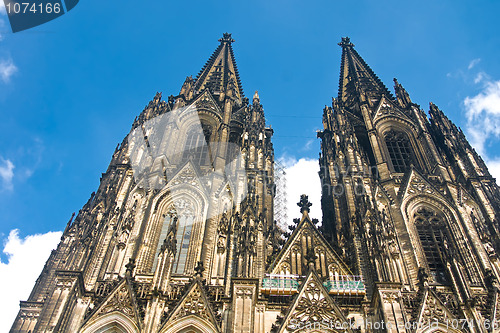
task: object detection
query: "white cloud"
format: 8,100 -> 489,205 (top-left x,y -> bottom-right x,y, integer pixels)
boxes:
484,158 -> 500,180
281,156 -> 321,223
463,71 -> 500,180
0,157 -> 14,191
0,58 -> 17,82
0,19 -> 4,41
464,80 -> 500,156
302,139 -> 314,151
0,3 -> 6,41
0,229 -> 62,332
474,71 -> 487,84
468,58 -> 481,70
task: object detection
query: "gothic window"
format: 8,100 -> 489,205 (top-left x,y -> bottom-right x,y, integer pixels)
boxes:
384,130 -> 416,173
182,124 -> 212,166
153,201 -> 195,274
414,207 -> 448,284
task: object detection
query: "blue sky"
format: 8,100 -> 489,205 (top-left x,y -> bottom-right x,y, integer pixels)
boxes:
2,0 -> 500,328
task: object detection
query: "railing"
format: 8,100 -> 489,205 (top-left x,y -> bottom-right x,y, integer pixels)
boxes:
323,276 -> 365,295
261,274 -> 300,295
261,274 -> 365,296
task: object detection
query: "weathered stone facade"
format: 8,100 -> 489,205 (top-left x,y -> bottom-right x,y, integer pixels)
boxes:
10,35 -> 500,332
317,37 -> 500,332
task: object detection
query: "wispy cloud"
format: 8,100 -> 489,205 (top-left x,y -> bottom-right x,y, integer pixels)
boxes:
464,80 -> 500,156
302,139 -> 314,151
468,58 -> 481,70
0,229 -> 62,332
461,61 -> 500,180
0,157 -> 14,191
0,58 -> 17,82
0,2 -> 6,41
474,71 -> 488,84
19,137 -> 45,180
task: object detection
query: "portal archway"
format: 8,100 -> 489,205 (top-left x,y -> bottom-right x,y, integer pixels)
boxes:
79,312 -> 139,333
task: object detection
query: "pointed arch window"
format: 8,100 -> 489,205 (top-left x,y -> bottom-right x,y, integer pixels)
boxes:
414,207 -> 448,284
384,130 -> 416,173
153,201 -> 195,274
182,124 -> 212,166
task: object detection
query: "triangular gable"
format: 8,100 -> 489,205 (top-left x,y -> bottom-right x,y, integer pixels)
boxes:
275,270 -> 354,333
160,279 -> 220,332
398,168 -> 449,205
230,106 -> 246,125
415,288 -> 456,329
83,278 -> 142,330
373,96 -> 414,125
193,89 -> 223,117
167,161 -> 208,194
268,213 -> 352,278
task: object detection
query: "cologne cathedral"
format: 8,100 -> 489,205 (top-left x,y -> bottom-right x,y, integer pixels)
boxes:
10,35 -> 500,332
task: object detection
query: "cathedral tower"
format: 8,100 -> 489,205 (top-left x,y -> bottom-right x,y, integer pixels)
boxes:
319,37 -> 500,331
11,33 -> 279,333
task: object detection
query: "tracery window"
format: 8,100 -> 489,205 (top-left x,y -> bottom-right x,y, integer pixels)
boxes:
153,200 -> 195,274
414,207 -> 448,284
384,130 -> 416,173
182,124 -> 212,166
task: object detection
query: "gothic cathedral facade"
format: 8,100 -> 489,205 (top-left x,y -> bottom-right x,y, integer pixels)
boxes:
11,35 -> 500,333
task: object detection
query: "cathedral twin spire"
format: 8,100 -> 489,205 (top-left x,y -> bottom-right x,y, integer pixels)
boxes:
193,32 -> 244,102
337,36 -> 394,104
13,32 -> 500,333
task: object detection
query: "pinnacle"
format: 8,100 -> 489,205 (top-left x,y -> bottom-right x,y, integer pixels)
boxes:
218,32 -> 235,44
193,33 -> 244,100
338,36 -> 354,48
338,37 -> 394,102
297,194 -> 312,214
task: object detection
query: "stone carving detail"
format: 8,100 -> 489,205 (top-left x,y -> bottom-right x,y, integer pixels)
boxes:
288,279 -> 342,326
408,175 -> 434,195
381,291 -> 399,304
98,284 -> 135,318
172,166 -> 198,187
171,283 -> 212,322
195,90 -> 218,113
418,291 -> 453,326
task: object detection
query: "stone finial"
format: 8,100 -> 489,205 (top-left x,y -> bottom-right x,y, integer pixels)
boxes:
253,90 -> 260,104
194,261 -> 205,278
417,267 -> 429,287
125,258 -> 136,276
485,269 -> 499,291
338,37 -> 354,48
393,78 -> 412,107
305,247 -> 317,268
297,194 -> 312,214
218,32 -> 235,44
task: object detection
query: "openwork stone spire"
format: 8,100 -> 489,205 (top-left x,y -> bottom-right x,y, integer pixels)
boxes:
337,36 -> 393,104
193,33 -> 244,101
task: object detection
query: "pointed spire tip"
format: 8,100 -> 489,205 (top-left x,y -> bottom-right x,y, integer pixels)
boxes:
219,32 -> 235,44
338,36 -> 354,48
253,90 -> 260,103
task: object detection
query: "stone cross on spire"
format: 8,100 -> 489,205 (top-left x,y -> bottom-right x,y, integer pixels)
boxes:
218,32 -> 235,44
338,36 -> 354,47
297,194 -> 312,215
